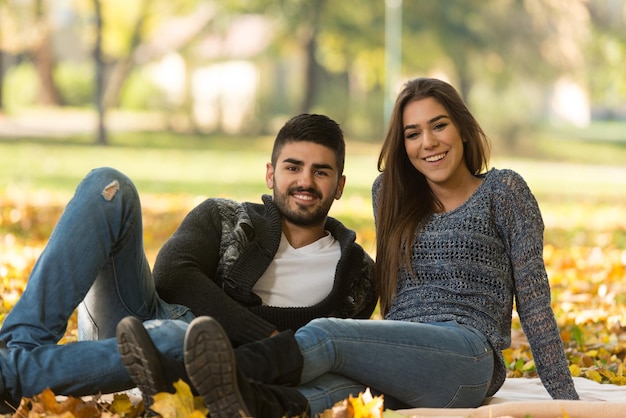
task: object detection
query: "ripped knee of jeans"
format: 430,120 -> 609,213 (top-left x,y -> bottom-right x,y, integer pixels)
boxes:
102,180 -> 120,201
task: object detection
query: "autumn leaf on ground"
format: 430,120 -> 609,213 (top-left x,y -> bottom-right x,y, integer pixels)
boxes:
15,388 -> 101,418
109,393 -> 144,418
2,191 -> 626,416
347,389 -> 383,418
11,389 -> 142,418
319,388 -> 384,418
150,380 -> 207,418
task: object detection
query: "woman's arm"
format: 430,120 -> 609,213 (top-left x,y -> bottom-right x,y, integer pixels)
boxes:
497,170 -> 579,400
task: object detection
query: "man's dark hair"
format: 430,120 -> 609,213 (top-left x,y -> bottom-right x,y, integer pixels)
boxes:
271,114 -> 345,176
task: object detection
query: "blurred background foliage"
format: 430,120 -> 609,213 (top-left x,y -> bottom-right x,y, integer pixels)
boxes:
0,0 -> 625,148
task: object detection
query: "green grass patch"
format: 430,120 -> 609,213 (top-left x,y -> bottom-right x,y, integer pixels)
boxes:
0,134 -> 380,200
1,130 -> 625,253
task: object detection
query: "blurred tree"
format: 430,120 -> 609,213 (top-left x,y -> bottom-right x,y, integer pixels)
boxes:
401,0 -> 590,147
133,3 -> 216,131
585,0 -> 626,115
0,51 -> 3,111
313,1 -> 387,134
298,0 -> 325,114
32,0 -> 63,105
100,0 -> 151,109
0,0 -> 64,106
1,0 -> 622,143
403,0 -> 589,99
223,0 -> 329,115
92,0 -> 106,144
222,0 -> 387,135
0,1 -> 7,112
73,0 -> 214,141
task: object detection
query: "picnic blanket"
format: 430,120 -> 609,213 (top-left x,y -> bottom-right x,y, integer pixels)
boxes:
394,377 -> 626,417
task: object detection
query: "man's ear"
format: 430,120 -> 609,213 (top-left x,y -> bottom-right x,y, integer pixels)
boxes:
335,175 -> 346,200
265,162 -> 275,189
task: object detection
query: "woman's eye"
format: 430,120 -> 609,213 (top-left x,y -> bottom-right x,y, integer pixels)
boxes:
433,123 -> 447,130
406,131 -> 421,140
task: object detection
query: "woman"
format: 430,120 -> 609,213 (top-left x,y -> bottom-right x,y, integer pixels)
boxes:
369,77 -> 578,402
120,78 -> 579,418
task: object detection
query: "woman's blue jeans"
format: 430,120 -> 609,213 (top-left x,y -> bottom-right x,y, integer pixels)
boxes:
0,167 -> 193,403
294,318 -> 494,414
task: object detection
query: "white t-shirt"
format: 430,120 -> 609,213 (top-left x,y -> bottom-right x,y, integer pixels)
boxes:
252,232 -> 340,307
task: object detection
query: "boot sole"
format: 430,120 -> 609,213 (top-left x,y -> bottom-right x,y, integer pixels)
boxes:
184,316 -> 250,418
116,316 -> 170,407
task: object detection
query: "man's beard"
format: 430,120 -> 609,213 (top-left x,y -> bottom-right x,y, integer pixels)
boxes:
273,187 -> 334,226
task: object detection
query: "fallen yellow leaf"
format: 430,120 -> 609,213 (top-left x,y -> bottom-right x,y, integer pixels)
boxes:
150,379 -> 208,418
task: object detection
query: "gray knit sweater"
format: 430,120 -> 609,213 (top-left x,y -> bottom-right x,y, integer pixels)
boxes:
372,168 -> 578,400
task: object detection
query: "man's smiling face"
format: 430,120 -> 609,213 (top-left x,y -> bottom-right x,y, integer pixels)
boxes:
266,141 -> 345,227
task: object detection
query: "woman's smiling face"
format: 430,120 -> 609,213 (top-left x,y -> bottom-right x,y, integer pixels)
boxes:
402,97 -> 471,189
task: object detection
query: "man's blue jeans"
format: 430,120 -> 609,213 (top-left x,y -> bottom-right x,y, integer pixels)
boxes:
294,318 -> 494,414
0,167 -> 193,403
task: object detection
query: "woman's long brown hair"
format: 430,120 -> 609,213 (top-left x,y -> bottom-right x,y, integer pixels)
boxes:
375,78 -> 491,315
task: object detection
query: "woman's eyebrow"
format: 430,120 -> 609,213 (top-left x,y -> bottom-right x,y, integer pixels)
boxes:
403,115 -> 449,131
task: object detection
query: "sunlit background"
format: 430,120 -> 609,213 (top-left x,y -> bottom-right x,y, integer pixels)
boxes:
1,1 -> 624,139
0,0 -> 626,386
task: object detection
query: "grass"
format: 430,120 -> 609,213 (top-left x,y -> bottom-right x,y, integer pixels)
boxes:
1,133 -> 625,198
0,131 -> 382,255
0,132 -> 380,199
1,122 -> 625,255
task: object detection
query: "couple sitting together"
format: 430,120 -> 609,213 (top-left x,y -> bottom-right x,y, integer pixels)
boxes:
0,78 -> 578,417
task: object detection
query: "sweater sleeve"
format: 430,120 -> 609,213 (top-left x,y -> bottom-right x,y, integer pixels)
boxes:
371,174 -> 383,228
496,170 -> 579,400
153,200 -> 278,345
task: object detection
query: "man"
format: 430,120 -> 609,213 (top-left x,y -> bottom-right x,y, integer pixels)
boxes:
148,112 -> 375,347
0,114 -> 376,412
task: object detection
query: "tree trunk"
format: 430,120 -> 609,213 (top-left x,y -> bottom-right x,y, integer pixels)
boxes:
32,0 -> 63,106
93,0 -> 107,145
298,0 -> 325,114
103,0 -> 150,109
452,56 -> 472,104
299,32 -> 317,113
0,51 -> 4,111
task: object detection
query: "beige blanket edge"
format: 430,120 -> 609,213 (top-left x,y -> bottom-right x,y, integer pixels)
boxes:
393,377 -> 626,418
